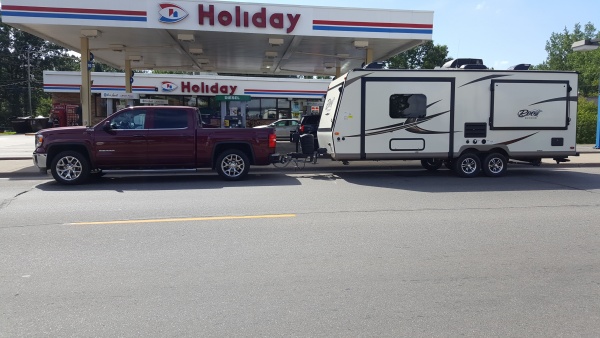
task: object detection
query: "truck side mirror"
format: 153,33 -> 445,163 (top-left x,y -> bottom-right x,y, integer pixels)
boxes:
102,121 -> 112,132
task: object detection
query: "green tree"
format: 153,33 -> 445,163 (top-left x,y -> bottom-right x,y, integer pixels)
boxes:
387,41 -> 452,69
536,22 -> 600,97
93,62 -> 121,73
0,21 -> 79,127
576,97 -> 598,144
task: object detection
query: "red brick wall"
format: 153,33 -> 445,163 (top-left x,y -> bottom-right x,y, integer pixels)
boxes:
51,93 -> 104,125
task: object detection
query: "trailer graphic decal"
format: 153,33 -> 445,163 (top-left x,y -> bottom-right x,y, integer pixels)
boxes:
345,111 -> 450,137
529,96 -> 576,106
498,132 -> 538,145
345,73 -> 372,88
459,74 -> 509,88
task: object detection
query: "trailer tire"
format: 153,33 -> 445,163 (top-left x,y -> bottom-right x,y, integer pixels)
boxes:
453,153 -> 481,178
216,149 -> 249,181
482,153 -> 507,177
50,150 -> 90,185
421,159 -> 443,171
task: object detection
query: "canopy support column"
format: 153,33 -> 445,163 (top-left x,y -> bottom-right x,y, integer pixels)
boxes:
365,48 -> 374,65
80,37 -> 92,126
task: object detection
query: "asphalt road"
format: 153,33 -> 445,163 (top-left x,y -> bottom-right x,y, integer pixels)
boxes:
1,166 -> 600,336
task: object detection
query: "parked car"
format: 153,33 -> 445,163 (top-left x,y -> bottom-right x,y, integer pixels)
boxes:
254,119 -> 299,139
294,114 -> 321,146
297,114 -> 320,137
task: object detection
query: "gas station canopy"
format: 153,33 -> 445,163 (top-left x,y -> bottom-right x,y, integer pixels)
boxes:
1,0 -> 434,76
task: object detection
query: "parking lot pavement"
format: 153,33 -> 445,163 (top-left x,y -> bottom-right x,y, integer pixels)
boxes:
0,134 -> 34,160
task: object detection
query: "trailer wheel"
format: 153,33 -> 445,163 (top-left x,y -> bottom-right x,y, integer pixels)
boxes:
216,149 -> 249,181
453,153 -> 481,178
420,159 -> 443,171
482,153 -> 507,177
50,151 -> 90,185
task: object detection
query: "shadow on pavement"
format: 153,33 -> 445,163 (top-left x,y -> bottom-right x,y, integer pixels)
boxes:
35,171 -> 301,192
6,161 -> 600,193
316,167 -> 600,193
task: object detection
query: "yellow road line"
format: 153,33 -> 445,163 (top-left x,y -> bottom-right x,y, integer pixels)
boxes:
70,214 -> 296,225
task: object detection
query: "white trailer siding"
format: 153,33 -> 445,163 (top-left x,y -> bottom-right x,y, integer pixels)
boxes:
491,81 -> 570,129
318,69 -> 578,162
363,79 -> 452,159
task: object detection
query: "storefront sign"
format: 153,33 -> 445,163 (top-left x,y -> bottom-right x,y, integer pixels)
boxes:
101,92 -> 140,99
198,5 -> 301,33
181,81 -> 237,95
215,95 -> 252,102
140,99 -> 169,105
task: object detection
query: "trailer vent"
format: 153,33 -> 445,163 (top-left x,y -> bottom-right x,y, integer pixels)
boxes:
551,138 -> 564,146
464,123 -> 487,138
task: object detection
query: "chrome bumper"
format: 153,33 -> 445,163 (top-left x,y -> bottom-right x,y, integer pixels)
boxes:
33,153 -> 47,169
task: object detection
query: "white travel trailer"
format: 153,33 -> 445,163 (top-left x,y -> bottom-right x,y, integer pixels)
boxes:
317,67 -> 579,177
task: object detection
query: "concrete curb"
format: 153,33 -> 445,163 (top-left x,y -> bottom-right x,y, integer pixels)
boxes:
0,157 -> 32,161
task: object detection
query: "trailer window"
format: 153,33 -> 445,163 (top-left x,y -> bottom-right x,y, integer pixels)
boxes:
389,94 -> 426,119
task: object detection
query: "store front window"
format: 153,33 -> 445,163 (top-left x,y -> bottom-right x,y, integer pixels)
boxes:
246,98 -> 261,120
261,98 -> 277,119
186,96 -> 219,121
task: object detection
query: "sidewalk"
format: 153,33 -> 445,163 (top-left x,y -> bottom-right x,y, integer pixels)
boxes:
1,133 -> 599,175
0,133 -> 35,160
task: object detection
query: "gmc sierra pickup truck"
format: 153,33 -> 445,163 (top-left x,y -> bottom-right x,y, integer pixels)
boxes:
33,106 -> 277,184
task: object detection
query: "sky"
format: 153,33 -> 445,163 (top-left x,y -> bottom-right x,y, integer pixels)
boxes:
224,0 -> 600,69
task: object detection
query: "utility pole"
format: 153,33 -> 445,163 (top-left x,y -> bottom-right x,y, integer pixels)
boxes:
26,46 -> 33,117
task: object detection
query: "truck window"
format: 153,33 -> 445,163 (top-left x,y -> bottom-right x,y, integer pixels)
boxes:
152,109 -> 189,129
109,110 -> 147,129
389,94 -> 427,119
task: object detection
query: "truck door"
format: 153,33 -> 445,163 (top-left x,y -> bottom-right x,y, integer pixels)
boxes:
145,108 -> 195,167
94,109 -> 148,168
363,78 -> 453,158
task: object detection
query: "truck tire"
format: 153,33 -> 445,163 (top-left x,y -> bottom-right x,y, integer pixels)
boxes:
216,149 -> 249,181
453,153 -> 481,178
50,150 -> 90,185
420,159 -> 443,171
482,152 -> 507,177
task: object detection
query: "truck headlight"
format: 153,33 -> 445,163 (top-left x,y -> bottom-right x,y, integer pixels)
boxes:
35,134 -> 43,148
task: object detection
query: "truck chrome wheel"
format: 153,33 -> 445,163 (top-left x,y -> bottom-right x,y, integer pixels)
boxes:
454,153 -> 481,178
216,149 -> 250,181
483,153 -> 507,177
50,151 -> 91,185
56,156 -> 83,181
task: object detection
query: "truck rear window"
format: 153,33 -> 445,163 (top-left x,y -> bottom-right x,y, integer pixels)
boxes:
153,109 -> 188,129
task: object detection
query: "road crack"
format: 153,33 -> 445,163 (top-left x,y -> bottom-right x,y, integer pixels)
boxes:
0,187 -> 35,212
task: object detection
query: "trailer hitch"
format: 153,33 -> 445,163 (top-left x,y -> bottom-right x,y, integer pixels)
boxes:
270,133 -> 326,170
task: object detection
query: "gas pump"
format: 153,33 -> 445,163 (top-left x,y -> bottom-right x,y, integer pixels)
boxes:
223,106 -> 243,128
216,95 -> 251,128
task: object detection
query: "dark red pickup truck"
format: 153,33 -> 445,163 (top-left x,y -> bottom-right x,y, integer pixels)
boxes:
33,106 -> 277,184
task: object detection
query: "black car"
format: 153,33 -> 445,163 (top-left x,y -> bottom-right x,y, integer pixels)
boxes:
291,114 -> 321,147
297,114 -> 320,137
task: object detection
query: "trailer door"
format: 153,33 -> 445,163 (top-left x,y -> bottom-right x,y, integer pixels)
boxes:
362,78 -> 454,159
